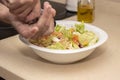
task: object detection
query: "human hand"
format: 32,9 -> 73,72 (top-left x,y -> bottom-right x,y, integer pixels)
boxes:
1,0 -> 40,22
0,2 -> 37,37
0,1 -> 56,39
30,2 -> 56,39
10,2 -> 56,39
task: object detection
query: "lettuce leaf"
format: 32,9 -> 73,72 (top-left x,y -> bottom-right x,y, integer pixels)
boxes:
47,42 -> 65,50
75,21 -> 85,34
78,31 -> 98,47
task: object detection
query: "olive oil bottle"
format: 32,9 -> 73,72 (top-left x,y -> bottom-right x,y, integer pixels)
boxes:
77,0 -> 95,23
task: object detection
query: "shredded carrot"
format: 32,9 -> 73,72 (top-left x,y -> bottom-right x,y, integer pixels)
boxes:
72,34 -> 79,45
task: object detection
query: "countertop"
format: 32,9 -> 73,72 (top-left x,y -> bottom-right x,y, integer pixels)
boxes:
0,0 -> 120,80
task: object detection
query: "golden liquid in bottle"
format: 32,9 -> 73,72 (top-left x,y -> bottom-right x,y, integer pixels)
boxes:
77,5 -> 94,23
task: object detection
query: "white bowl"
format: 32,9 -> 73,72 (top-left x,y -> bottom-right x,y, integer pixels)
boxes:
19,20 -> 108,64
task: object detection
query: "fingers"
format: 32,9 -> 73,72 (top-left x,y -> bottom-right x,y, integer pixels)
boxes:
31,2 -> 56,39
31,2 -> 52,39
11,3 -> 32,15
16,5 -> 34,21
0,0 -> 38,38
25,0 -> 41,23
11,19 -> 39,39
43,18 -> 54,36
36,2 -> 52,34
37,2 -> 51,26
0,0 -> 56,39
1,0 -> 10,7
43,8 -> 55,36
2,0 -> 24,10
3,0 -> 34,10
41,2 -> 56,36
2,0 -> 38,21
51,8 -> 56,17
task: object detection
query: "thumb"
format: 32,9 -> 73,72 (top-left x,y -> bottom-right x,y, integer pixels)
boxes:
11,19 -> 38,39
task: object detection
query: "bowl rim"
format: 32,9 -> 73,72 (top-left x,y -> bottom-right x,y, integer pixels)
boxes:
19,20 -> 108,54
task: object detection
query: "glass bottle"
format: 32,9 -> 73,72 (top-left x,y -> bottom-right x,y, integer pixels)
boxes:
77,0 -> 95,23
